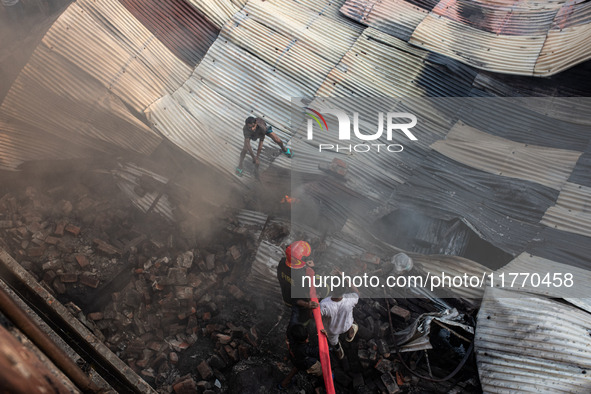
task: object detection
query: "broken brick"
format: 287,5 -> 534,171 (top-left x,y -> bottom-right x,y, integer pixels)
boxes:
205,254 -> 215,271
75,254 -> 89,268
60,273 -> 78,283
390,306 -> 410,322
65,224 -> 81,236
53,278 -> 66,294
238,345 -> 249,360
227,285 -> 244,300
224,345 -> 238,363
197,360 -> 214,380
42,270 -> 57,284
375,358 -> 394,374
45,236 -> 60,245
0,220 -> 13,228
27,246 -> 45,257
216,334 -> 232,345
88,312 -> 103,321
228,245 -> 241,261
93,239 -> 121,255
360,252 -> 380,266
173,377 -> 196,394
381,372 -> 400,394
174,286 -> 193,301
169,352 -> 179,364
54,221 -> 66,236
80,273 -> 100,288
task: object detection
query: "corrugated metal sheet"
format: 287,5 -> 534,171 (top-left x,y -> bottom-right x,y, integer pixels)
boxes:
0,40 -> 162,156
396,151 -> 558,255
339,0 -> 429,41
113,162 -> 175,221
431,121 -> 582,190
186,0 -> 242,29
145,33 -> 315,180
534,22 -> 591,76
569,152 -> 591,188
0,0 -> 212,166
527,227 -> 591,271
541,182 -> 591,238
430,0 -> 560,35
454,98 -> 591,149
117,0 -> 220,67
0,114 -> 99,170
245,240 -> 285,299
495,253 -> 590,305
412,254 -> 492,301
46,0 -> 193,111
469,78 -> 591,125
409,14 -> 545,76
403,0 -> 591,76
316,28 -> 477,97
145,93 -> 254,183
476,287 -> 591,393
221,0 -> 363,92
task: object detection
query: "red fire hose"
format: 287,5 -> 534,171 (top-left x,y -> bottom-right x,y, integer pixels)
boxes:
306,267 -> 335,394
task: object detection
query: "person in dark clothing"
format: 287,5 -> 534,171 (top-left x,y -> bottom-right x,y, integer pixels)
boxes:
236,116 -> 292,177
276,241 -> 318,327
279,324 -> 322,389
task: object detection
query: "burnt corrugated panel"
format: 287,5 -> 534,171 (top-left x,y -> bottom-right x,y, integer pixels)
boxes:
316,28 -> 477,97
431,121 -> 582,190
541,182 -> 591,238
409,14 -> 545,76
117,0 -> 220,67
455,98 -> 591,150
430,0 -> 559,36
396,152 -> 558,255
339,0 -> 429,41
527,227 -> 591,270
0,114 -> 100,170
476,288 -> 591,393
569,152 -> 591,188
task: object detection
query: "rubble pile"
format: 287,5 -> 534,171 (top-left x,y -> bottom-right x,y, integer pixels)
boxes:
0,169 -> 480,393
0,172 -> 267,393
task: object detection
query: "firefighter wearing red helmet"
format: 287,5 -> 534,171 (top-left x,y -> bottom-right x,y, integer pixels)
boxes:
276,241 -> 319,326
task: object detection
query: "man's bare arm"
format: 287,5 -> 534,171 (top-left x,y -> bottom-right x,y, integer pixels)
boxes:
244,138 -> 256,160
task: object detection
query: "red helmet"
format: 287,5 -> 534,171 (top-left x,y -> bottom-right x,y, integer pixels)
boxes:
285,241 -> 311,269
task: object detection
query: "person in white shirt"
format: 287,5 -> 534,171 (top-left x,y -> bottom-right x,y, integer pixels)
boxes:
319,283 -> 359,360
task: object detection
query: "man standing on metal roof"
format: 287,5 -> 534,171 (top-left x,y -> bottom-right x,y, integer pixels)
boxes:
236,116 -> 292,177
